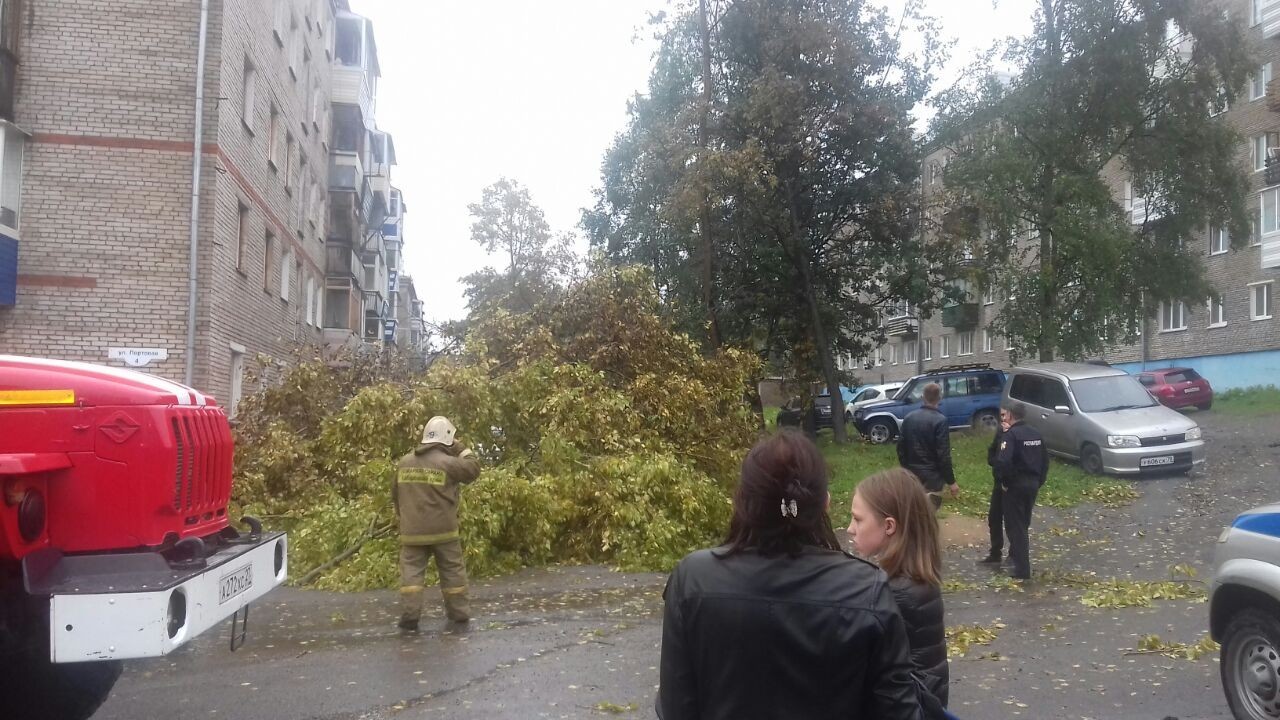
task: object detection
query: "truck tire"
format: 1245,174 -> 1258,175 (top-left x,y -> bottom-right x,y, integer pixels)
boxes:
865,419 -> 895,444
971,409 -> 999,432
0,654 -> 121,720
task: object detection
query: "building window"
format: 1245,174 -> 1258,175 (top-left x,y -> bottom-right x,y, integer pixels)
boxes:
1252,63 -> 1273,101
888,344 -> 898,365
267,104 -> 280,169
241,58 -> 257,133
284,132 -> 295,194
279,248 -> 292,302
0,125 -> 25,232
1252,281 -> 1274,320
1210,84 -> 1229,116
875,347 -> 883,366
1210,226 -> 1229,255
1208,295 -> 1226,327
983,329 -> 994,353
263,232 -> 275,293
274,0 -> 290,46
941,335 -> 951,358
958,331 -> 974,356
923,338 -> 933,361
1160,300 -> 1187,332
905,342 -> 917,364
314,285 -> 323,328
305,275 -> 315,325
982,286 -> 996,305
294,153 -> 306,212
1253,0 -> 1264,26
229,347 -> 246,418
289,14 -> 303,79
235,202 -> 249,272
1262,188 -> 1280,237
1254,134 -> 1280,173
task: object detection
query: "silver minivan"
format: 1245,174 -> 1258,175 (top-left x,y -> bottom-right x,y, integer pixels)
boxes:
1002,363 -> 1205,475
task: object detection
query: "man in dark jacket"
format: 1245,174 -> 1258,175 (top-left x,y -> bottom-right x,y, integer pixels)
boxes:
979,407 -> 1013,565
897,383 -> 960,509
993,402 -> 1050,580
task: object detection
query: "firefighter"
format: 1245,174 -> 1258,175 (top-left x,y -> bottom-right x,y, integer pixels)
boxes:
992,402 -> 1049,581
394,416 -> 481,630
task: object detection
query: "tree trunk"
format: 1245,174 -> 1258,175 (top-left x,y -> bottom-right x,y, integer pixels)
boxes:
1037,0 -> 1060,364
698,0 -> 720,349
781,180 -> 847,443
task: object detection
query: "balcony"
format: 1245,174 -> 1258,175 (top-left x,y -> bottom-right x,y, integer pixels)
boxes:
1265,0 -> 1280,39
884,316 -> 918,337
325,246 -> 361,282
328,191 -> 362,246
1129,193 -> 1164,225
941,303 -> 979,330
1267,152 -> 1280,188
333,13 -> 379,122
329,152 -> 365,193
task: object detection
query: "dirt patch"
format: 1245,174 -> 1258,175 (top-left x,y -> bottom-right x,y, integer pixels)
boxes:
940,513 -> 988,549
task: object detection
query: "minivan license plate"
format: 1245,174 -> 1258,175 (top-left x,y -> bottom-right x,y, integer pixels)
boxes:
1140,456 -> 1175,467
219,564 -> 253,605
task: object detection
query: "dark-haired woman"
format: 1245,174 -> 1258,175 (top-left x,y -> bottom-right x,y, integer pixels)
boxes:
656,430 -> 923,720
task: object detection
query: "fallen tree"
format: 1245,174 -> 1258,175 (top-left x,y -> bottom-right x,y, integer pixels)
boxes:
232,268 -> 760,590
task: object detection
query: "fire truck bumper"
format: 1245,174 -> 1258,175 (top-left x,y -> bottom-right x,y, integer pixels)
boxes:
23,532 -> 287,663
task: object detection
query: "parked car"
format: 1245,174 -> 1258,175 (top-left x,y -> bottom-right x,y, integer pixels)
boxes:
1137,367 -> 1214,411
1003,363 -> 1204,475
852,365 -> 1005,444
776,392 -> 847,434
1211,502 -> 1280,720
844,383 -> 904,423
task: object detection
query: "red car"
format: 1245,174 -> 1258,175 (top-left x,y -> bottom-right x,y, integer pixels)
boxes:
1136,367 -> 1214,411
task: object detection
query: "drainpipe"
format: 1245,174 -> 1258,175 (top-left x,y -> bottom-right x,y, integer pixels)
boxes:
183,0 -> 210,387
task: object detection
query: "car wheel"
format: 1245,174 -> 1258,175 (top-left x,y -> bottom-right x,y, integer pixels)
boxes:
972,409 -> 999,432
1221,607 -> 1280,720
866,420 -> 894,444
1081,443 -> 1104,476
1198,402 -> 1213,411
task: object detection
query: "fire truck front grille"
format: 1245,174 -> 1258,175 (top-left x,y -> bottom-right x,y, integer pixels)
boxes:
169,408 -> 233,518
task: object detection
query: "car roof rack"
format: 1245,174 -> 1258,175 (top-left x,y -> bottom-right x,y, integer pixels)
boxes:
925,363 -> 992,374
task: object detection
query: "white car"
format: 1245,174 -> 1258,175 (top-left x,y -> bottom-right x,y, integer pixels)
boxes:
844,383 -> 903,422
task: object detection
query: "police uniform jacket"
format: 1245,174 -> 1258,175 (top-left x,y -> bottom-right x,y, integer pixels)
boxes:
394,445 -> 480,545
657,546 -> 923,720
993,422 -> 1049,487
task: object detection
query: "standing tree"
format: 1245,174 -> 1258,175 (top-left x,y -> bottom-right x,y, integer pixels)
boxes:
586,0 -> 943,442
465,178 -> 578,318
933,0 -> 1254,362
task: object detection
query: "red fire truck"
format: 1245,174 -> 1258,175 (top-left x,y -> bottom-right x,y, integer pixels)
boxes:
0,355 -> 287,719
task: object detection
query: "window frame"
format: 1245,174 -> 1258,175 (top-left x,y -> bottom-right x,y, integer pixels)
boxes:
1207,295 -> 1227,328
235,202 -> 249,273
1261,187 -> 1280,239
940,335 -> 951,359
923,338 -> 933,361
1251,281 -> 1274,321
263,231 -> 275,293
1159,300 -> 1188,332
240,58 -> 257,134
982,329 -> 994,353
1251,63 -> 1273,101
905,341 -> 917,364
958,331 -> 974,356
1210,225 -> 1229,255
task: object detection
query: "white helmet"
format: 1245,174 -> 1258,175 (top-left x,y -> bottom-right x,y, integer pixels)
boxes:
420,416 -> 457,447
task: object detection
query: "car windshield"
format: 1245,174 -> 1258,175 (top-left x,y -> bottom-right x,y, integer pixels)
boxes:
813,396 -> 831,408
1071,375 -> 1159,413
898,380 -> 927,404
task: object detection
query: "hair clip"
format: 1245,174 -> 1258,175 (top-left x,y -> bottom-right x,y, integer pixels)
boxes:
780,498 -> 798,518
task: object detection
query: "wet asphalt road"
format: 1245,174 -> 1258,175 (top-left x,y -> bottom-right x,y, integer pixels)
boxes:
95,410 -> 1278,720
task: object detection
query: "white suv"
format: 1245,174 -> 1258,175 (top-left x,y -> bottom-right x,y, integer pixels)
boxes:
843,383 -> 902,423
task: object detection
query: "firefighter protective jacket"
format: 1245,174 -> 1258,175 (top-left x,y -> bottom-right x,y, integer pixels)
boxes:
393,446 -> 481,545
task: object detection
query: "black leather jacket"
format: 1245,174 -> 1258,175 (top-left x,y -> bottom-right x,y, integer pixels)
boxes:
897,407 -> 955,491
657,546 -> 923,720
889,576 -> 949,712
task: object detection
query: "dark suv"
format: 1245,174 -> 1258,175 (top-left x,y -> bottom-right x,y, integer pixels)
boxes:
852,365 -> 1006,444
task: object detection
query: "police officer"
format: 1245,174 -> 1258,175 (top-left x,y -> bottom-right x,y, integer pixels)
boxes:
993,402 -> 1049,580
394,416 -> 481,630
979,407 -> 1013,566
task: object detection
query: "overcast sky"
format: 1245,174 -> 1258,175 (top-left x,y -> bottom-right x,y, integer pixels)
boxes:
352,0 -> 1035,325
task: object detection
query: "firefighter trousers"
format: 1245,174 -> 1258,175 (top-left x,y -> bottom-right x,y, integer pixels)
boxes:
399,540 -> 470,623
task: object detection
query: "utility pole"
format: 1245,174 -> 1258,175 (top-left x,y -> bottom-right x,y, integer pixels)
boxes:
698,0 -> 720,348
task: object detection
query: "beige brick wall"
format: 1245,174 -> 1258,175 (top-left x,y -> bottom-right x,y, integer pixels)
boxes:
0,0 -> 338,405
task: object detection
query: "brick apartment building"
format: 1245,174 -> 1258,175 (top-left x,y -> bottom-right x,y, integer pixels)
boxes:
859,0 -> 1280,391
0,0 -> 423,412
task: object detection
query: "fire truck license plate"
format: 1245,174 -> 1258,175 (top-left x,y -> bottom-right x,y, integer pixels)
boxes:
219,564 -> 254,605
